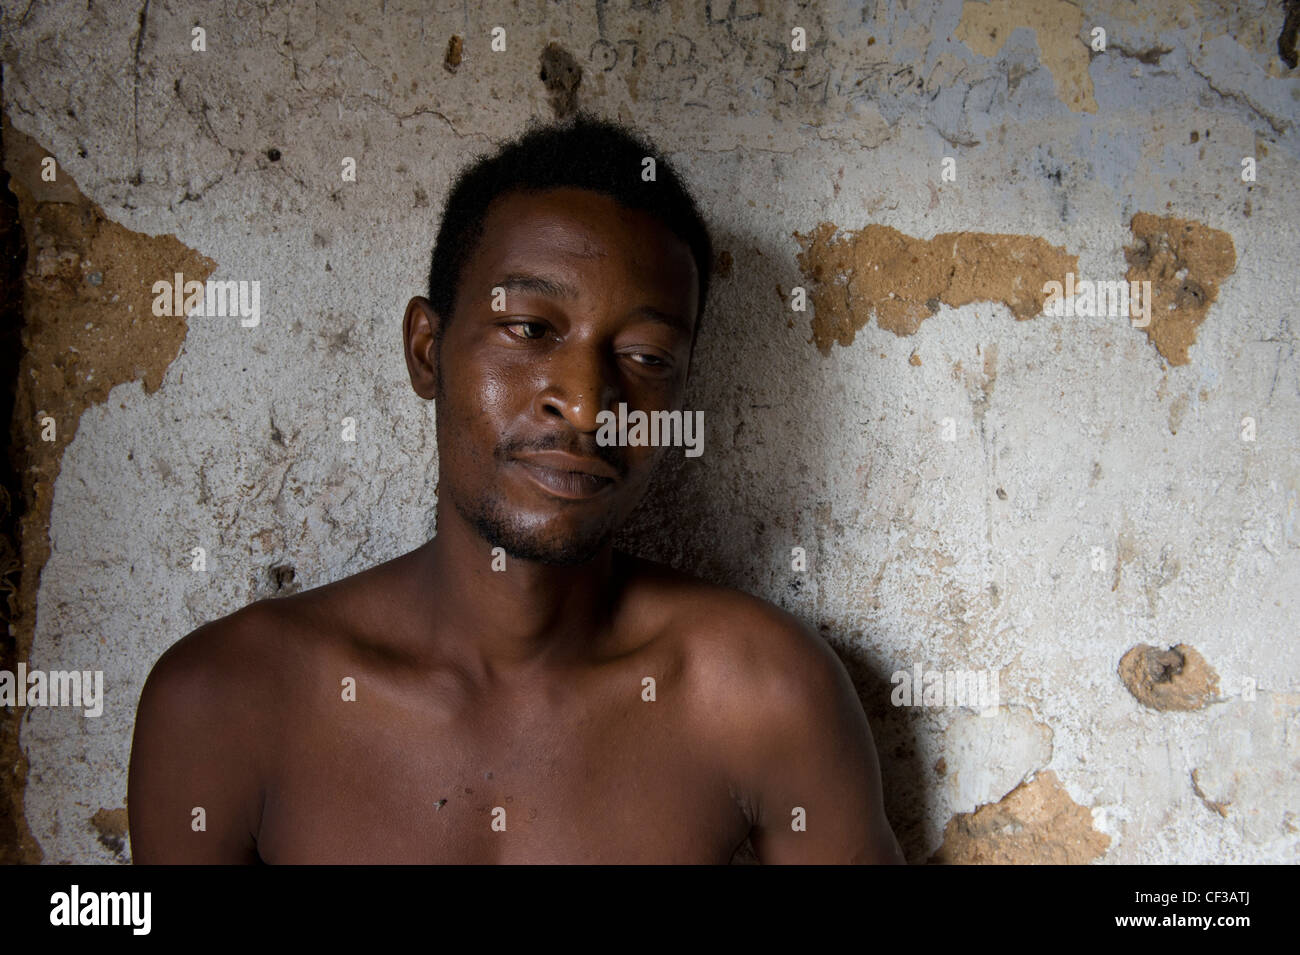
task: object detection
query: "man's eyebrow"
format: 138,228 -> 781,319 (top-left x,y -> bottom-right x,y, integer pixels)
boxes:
629,305 -> 695,336
494,272 -> 695,336
495,272 -> 580,299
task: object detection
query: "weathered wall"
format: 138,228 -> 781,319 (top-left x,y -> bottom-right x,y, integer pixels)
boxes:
2,0 -> 1297,863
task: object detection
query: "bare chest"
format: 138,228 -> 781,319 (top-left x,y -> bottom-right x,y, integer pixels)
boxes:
255,673 -> 749,863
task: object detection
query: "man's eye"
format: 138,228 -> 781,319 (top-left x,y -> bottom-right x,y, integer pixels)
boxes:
631,353 -> 667,367
504,321 -> 548,340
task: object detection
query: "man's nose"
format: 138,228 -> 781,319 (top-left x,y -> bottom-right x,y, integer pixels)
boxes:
534,342 -> 616,433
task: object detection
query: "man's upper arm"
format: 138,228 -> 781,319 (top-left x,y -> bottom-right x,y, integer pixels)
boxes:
128,615 -> 268,864
721,614 -> 904,864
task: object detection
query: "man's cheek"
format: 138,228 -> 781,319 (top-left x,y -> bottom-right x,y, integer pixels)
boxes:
618,451 -> 658,496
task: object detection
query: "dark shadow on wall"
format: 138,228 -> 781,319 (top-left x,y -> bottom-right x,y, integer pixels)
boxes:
613,225 -> 930,864
1,96 -> 36,864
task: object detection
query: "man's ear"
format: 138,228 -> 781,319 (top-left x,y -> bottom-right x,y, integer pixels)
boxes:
403,296 -> 442,399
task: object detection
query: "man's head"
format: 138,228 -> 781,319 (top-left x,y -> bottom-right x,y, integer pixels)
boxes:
404,113 -> 714,566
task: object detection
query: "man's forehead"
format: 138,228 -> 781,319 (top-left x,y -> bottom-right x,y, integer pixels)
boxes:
471,188 -> 699,301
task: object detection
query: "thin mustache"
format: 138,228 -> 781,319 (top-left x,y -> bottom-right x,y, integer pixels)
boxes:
498,433 -> 628,476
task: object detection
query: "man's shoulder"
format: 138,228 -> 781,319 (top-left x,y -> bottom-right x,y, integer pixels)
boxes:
150,545 -> 427,683
138,598 -> 304,715
140,561 -> 389,713
625,555 -> 853,722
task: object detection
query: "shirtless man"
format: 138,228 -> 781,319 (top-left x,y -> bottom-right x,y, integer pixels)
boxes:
128,113 -> 905,864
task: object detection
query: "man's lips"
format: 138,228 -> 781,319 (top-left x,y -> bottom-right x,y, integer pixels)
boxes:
512,451 -> 619,500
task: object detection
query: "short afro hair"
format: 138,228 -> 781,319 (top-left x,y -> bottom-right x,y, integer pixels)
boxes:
426,110 -> 713,341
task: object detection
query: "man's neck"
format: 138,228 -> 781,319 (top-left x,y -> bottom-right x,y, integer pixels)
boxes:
418,506 -> 625,681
